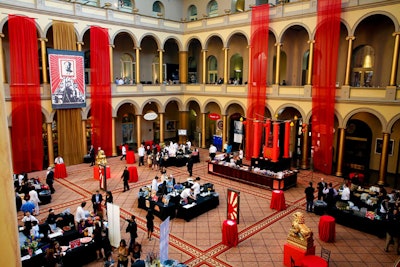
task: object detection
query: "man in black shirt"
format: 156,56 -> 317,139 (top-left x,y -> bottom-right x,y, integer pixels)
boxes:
305,182 -> 315,212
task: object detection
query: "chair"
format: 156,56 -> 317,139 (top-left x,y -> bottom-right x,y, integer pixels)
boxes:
290,256 -> 300,267
321,247 -> 331,264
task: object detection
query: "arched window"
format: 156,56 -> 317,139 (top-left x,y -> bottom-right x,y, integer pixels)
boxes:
229,53 -> 243,84
207,56 -> 218,83
152,1 -> 164,17
122,113 -> 134,144
208,1 -> 218,17
120,53 -> 135,84
351,45 -> 375,87
188,5 -> 198,21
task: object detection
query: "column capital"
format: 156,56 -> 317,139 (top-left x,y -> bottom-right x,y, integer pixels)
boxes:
0,33 -> 4,38
307,40 -> 315,44
39,37 -> 48,42
223,47 -> 230,51
392,32 -> 400,37
201,49 -> 208,53
274,42 -> 282,47
77,41 -> 84,46
109,44 -> 115,48
345,36 -> 355,41
157,49 -> 165,53
134,46 -> 141,51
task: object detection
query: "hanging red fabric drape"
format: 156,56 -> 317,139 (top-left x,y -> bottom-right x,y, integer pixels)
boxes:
246,4 -> 269,159
9,15 -> 43,173
284,121 -> 290,158
312,0 -> 341,174
90,26 -> 112,156
252,121 -> 262,158
272,122 -> 280,162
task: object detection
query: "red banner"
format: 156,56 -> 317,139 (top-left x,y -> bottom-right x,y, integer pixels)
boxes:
208,113 -> 221,120
312,0 -> 341,174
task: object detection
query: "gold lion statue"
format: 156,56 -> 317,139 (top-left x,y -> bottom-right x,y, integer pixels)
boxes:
96,148 -> 107,166
289,212 -> 312,240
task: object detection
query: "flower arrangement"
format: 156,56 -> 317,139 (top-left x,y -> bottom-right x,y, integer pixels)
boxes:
146,252 -> 160,266
21,239 -> 38,256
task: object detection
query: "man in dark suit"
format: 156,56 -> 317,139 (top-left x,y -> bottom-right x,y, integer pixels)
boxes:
91,190 -> 103,215
46,166 -> 55,194
121,166 -> 130,192
89,145 -> 95,166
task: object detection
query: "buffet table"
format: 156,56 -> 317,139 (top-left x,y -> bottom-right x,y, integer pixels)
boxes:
138,196 -> 177,221
328,208 -> 386,237
251,157 -> 291,172
163,156 -> 189,167
177,193 -> 219,222
208,162 -> 297,190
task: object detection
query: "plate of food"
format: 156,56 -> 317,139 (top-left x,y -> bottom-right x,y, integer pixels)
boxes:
80,237 -> 92,244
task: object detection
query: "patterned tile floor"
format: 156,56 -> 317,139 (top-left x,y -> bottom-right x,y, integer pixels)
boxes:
22,149 -> 399,267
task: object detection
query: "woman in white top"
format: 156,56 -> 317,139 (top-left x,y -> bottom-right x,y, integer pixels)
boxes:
54,155 -> 64,164
29,189 -> 41,215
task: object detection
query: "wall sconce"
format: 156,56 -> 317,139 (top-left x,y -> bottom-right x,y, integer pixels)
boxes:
157,12 -> 163,17
102,2 -> 112,8
133,8 -> 139,13
224,9 -> 231,14
202,14 -> 208,18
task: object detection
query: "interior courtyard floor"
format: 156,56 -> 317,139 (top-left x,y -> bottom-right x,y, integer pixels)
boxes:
21,148 -> 399,267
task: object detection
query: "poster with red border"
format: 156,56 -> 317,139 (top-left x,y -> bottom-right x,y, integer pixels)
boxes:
48,49 -> 86,109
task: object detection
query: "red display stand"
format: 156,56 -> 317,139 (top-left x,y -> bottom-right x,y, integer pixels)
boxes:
222,220 -> 239,247
128,166 -> 138,183
270,190 -> 286,211
93,166 -> 110,180
126,151 -> 135,164
318,215 -> 335,242
54,163 -> 68,178
283,243 -> 315,267
301,255 -> 328,267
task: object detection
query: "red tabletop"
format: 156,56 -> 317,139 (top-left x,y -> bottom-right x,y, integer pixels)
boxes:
270,190 -> 286,211
318,215 -> 335,242
222,220 -> 238,247
126,151 -> 136,164
93,166 -> 111,180
54,163 -> 68,178
128,166 -> 138,183
301,255 -> 328,267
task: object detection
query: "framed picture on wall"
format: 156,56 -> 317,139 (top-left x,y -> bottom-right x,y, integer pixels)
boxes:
375,138 -> 394,156
165,120 -> 176,131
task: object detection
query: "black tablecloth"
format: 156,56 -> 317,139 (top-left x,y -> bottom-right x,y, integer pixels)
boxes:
251,157 -> 291,172
163,156 -> 188,167
22,241 -> 97,267
138,196 -> 177,221
328,208 -> 386,237
177,194 -> 220,222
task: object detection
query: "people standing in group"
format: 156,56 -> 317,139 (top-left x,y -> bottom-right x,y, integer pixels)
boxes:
323,182 -> 337,210
209,144 -> 217,160
117,239 -> 129,267
305,182 -> 315,212
54,155 -> 64,165
121,166 -> 130,192
146,209 -> 154,241
91,190 -> 103,215
151,176 -> 159,193
46,166 -> 55,194
93,221 -> 105,261
28,189 -> 41,215
138,144 -> 145,166
75,201 -> 88,224
105,191 -> 113,211
89,145 -> 96,166
341,183 -> 351,202
187,155 -> 194,177
120,143 -> 127,160
384,207 -> 400,254
126,215 -> 138,249
317,178 -> 326,200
